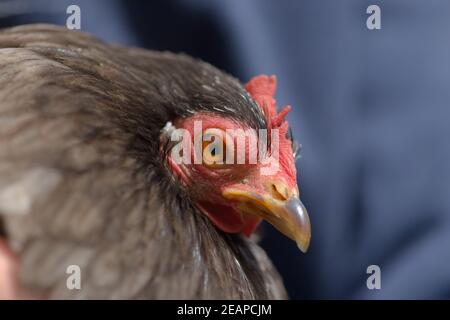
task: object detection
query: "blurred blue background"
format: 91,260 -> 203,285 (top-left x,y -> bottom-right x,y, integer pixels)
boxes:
1,0 -> 450,299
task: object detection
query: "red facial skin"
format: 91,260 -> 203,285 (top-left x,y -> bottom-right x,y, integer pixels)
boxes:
167,75 -> 298,236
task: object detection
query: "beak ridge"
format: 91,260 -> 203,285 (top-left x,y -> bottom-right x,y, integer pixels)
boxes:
223,188 -> 311,252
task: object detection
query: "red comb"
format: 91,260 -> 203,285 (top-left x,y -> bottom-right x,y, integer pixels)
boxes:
245,75 -> 291,129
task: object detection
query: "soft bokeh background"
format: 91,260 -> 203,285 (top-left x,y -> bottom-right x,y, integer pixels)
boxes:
1,0 -> 450,299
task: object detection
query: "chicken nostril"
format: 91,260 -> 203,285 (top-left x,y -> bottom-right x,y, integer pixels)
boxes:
270,183 -> 289,201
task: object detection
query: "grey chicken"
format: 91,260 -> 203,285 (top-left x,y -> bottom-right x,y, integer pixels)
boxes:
0,24 -> 310,299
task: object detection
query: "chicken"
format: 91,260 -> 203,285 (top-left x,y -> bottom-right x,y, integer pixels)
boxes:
0,24 -> 310,299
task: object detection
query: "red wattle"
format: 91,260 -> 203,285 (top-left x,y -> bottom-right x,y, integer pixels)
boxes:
198,201 -> 261,236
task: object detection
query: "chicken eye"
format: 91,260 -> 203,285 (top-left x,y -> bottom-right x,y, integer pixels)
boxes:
201,128 -> 227,167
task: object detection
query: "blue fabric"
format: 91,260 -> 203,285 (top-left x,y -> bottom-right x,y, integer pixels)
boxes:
2,0 -> 450,299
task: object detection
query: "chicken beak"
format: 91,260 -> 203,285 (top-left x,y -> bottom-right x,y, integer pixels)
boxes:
223,186 -> 311,253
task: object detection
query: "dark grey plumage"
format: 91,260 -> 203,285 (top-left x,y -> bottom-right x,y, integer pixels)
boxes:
0,24 -> 286,299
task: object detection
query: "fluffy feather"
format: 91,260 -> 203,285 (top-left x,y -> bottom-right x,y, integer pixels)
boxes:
0,24 -> 286,299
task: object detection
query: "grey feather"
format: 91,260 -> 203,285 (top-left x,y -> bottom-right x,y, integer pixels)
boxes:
0,24 -> 286,299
